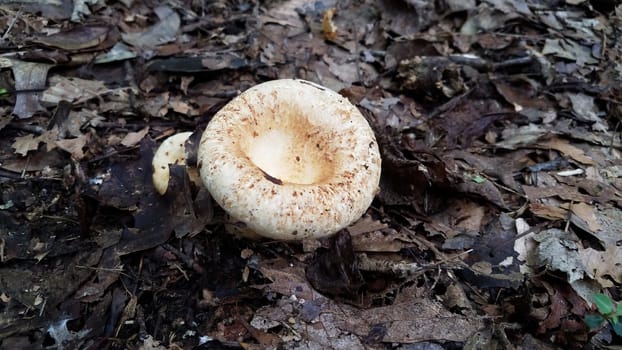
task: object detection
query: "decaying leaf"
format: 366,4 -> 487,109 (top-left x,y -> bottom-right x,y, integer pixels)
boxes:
30,25 -> 111,51
0,0 -> 73,19
55,134 -> 89,160
10,60 -> 53,119
569,202 -> 601,232
536,138 -> 595,165
322,8 -> 337,41
533,229 -> 587,283
41,76 -> 109,105
579,246 -> 622,287
11,133 -> 41,156
120,127 -> 149,147
542,38 -> 599,65
121,6 -> 180,51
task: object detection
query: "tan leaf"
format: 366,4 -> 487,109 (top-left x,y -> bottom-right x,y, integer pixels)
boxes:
529,203 -> 567,220
536,138 -> 595,165
11,60 -> 53,119
41,76 -> 108,105
56,134 -> 89,160
568,202 -> 601,232
580,246 -> 622,287
120,127 -> 149,147
31,25 -> 110,51
11,128 -> 60,157
0,114 -> 12,131
322,8 -> 338,41
40,127 -> 60,152
11,134 -> 40,156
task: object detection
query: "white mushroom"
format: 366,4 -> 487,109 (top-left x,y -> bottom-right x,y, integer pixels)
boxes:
152,132 -> 200,195
197,79 -> 381,240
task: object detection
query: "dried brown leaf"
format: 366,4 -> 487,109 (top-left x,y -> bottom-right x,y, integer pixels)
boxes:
120,127 -> 149,147
31,25 -> 111,51
322,8 -> 338,41
121,6 -> 180,50
536,138 -> 595,165
569,202 -> 601,232
580,246 -> 622,287
529,203 -> 568,220
11,134 -> 41,156
56,134 -> 89,160
41,76 -> 109,105
11,60 -> 53,119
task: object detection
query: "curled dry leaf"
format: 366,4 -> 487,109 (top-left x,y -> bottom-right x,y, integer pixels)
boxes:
322,8 -> 338,41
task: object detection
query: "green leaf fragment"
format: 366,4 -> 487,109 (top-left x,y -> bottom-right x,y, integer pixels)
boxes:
472,174 -> 485,183
594,293 -> 614,314
585,314 -> 605,329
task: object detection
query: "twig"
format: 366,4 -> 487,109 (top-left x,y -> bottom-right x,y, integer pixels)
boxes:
0,168 -> 21,179
93,121 -> 178,131
1,8 -> 21,41
162,243 -> 205,274
7,122 -> 45,135
494,221 -> 551,249
426,87 -> 474,120
564,201 -> 574,232
447,53 -> 534,72
356,249 -> 472,277
180,14 -> 248,33
199,90 -> 241,98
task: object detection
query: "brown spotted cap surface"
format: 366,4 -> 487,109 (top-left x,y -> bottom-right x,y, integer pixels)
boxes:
197,79 -> 381,240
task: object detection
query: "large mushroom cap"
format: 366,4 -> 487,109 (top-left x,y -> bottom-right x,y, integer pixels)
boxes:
198,79 -> 381,240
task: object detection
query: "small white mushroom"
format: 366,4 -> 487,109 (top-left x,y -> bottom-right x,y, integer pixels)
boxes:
197,79 -> 382,240
152,132 -> 200,195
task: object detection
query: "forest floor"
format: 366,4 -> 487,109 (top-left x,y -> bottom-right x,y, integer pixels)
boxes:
0,0 -> 621,349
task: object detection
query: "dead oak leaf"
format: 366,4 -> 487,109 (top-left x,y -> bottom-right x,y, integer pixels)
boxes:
523,184 -> 594,203
31,25 -> 110,51
40,127 -> 60,151
41,76 -> 109,105
120,127 -> 149,147
567,202 -> 602,232
0,114 -> 12,131
11,128 -> 60,156
580,246 -> 622,288
529,203 -> 567,220
56,134 -> 90,160
169,96 -> 198,115
12,134 -> 40,156
142,92 -> 170,117
537,291 -> 569,334
533,228 -> 587,283
121,6 -> 180,50
536,138 -> 595,165
331,299 -> 484,343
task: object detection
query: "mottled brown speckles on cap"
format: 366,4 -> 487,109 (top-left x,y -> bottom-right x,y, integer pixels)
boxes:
197,79 -> 381,240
